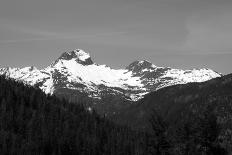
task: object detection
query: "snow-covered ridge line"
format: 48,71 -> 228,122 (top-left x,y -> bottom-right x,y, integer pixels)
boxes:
0,49 -> 222,101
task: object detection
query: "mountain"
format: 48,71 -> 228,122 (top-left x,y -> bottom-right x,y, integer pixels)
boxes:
111,73 -> 232,153
113,73 -> 232,132
0,49 -> 221,114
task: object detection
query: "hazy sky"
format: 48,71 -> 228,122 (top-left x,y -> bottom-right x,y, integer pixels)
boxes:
0,0 -> 231,74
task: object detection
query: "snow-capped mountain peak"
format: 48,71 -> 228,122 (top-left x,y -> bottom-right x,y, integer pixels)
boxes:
126,60 -> 158,73
54,49 -> 93,66
0,49 -> 222,102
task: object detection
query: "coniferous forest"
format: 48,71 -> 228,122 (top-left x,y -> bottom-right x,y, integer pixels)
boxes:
0,75 -> 230,155
0,76 -> 149,155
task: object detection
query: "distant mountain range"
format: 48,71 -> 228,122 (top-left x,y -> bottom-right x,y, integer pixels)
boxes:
0,49 -> 221,114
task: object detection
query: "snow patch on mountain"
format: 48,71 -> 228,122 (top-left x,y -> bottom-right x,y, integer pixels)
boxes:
51,58 -> 142,88
163,68 -> 220,83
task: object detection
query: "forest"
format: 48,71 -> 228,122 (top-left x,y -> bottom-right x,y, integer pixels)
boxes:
0,75 -> 229,155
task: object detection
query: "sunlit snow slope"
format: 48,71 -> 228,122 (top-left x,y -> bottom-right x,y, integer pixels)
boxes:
0,49 -> 221,101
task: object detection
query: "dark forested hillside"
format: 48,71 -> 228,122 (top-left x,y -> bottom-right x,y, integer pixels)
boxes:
113,74 -> 232,154
1,73 -> 231,155
114,74 -> 232,128
0,76 -> 150,155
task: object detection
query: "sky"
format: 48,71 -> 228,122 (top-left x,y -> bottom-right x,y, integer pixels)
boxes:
0,0 -> 231,74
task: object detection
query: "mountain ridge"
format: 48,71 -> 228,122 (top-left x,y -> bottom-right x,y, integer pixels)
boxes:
0,49 -> 221,114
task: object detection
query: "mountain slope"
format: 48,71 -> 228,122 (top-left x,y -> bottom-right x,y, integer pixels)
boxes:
110,73 -> 232,154
113,74 -> 232,136
0,75 -> 149,155
0,49 -> 221,114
